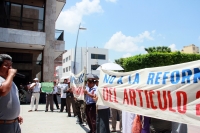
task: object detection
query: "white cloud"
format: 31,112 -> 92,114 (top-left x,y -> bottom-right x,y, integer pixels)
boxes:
106,0 -> 117,3
56,0 -> 103,33
122,53 -> 132,58
169,44 -> 177,51
198,36 -> 200,40
104,31 -> 154,52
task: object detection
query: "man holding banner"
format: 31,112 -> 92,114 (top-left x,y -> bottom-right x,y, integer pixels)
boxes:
84,74 -> 97,133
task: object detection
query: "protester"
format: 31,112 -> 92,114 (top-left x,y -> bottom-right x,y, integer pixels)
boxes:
75,98 -> 87,125
28,78 -> 41,112
84,74 -> 97,133
53,81 -> 59,109
45,82 -> 55,112
150,118 -> 172,133
0,54 -> 23,133
111,108 -> 122,132
65,80 -> 76,117
92,75 -> 110,133
171,122 -> 187,133
58,79 -> 68,112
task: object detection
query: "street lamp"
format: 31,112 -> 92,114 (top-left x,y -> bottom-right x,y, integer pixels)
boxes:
73,23 -> 86,74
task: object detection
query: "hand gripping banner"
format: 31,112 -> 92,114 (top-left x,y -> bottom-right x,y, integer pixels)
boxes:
96,60 -> 200,126
70,69 -> 86,100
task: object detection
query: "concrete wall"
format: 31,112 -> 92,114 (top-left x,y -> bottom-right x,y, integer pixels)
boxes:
43,0 -> 56,81
0,27 -> 46,45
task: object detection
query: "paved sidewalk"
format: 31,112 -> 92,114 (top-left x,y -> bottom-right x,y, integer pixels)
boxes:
20,104 -> 90,133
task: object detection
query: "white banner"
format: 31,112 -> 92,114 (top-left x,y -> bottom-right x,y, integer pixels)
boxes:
70,69 -> 86,100
97,60 -> 200,126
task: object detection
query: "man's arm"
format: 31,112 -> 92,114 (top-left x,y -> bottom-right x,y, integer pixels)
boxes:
0,69 -> 16,96
29,83 -> 36,89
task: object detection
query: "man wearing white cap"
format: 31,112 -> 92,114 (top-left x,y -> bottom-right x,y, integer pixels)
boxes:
28,78 -> 41,112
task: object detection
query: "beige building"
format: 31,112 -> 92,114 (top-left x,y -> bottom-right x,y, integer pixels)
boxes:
0,0 -> 66,87
181,44 -> 199,54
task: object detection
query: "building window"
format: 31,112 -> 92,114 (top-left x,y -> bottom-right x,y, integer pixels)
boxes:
63,59 -> 65,63
69,66 -> 71,71
91,65 -> 100,70
91,54 -> 106,60
0,0 -> 45,32
69,56 -> 71,60
66,57 -> 68,62
6,52 -> 33,63
63,68 -> 65,73
66,67 -> 68,72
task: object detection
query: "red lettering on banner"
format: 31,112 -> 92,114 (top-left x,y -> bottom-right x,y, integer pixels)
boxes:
167,91 -> 176,112
123,89 -> 129,105
136,89 -> 143,107
176,91 -> 187,114
157,91 -> 167,111
149,90 -> 157,109
129,89 -> 137,106
109,88 -> 113,102
103,87 -> 108,101
196,91 -> 200,115
113,88 -> 118,103
144,90 -> 150,108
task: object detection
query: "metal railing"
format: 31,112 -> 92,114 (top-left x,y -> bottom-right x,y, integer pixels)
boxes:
55,29 -> 64,41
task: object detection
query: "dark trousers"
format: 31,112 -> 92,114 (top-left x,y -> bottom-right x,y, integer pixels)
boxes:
86,103 -> 96,133
46,94 -> 53,111
96,108 -> 110,133
60,98 -> 67,112
75,100 -> 86,123
66,97 -> 76,116
53,94 -> 59,109
0,121 -> 21,133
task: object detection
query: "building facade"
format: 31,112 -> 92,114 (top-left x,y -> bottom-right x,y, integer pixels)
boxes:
62,47 -> 109,79
181,44 -> 199,54
0,0 -> 66,87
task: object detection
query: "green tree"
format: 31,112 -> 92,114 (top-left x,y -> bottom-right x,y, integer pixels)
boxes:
145,46 -> 171,53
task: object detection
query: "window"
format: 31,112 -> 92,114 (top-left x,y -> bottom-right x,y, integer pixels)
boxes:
63,59 -> 65,63
0,1 -> 45,31
63,68 -> 65,73
69,56 -> 71,60
66,67 -> 68,72
69,66 -> 71,71
91,54 -> 106,60
66,57 -> 68,62
6,52 -> 33,63
91,65 -> 100,70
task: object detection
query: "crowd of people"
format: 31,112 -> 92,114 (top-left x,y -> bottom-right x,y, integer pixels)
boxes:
0,53 -> 197,133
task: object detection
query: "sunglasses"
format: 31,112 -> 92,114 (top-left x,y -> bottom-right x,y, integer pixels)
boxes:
87,79 -> 95,83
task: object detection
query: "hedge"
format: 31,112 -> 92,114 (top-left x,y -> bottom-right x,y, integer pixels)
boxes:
122,52 -> 200,72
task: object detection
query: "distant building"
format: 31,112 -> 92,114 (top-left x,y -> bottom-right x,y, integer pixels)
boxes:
62,47 -> 109,79
181,44 -> 199,54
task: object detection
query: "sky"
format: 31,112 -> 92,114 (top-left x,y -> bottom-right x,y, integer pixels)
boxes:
56,0 -> 200,62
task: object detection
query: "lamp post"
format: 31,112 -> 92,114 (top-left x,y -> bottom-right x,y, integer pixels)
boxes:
73,23 -> 86,74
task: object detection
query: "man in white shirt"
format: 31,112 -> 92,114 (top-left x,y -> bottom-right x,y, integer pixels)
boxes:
92,75 -> 110,133
28,78 -> 41,112
58,79 -> 68,112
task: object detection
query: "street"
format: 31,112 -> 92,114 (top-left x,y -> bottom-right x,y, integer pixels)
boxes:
20,104 -> 90,133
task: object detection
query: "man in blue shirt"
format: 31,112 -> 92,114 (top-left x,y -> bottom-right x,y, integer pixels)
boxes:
84,74 -> 97,133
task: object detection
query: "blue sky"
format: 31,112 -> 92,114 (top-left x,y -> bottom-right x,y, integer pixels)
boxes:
56,0 -> 200,62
